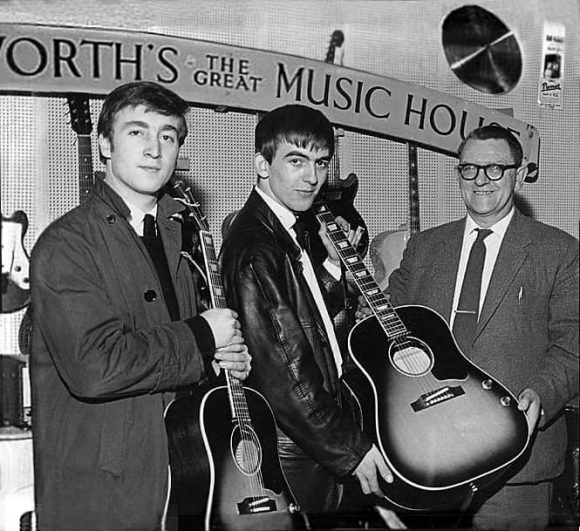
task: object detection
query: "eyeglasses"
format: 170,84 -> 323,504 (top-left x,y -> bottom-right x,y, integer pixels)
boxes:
456,163 -> 519,181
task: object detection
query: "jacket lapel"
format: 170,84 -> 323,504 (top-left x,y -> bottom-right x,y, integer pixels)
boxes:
426,221 -> 464,322
157,196 -> 182,283
475,211 -> 530,339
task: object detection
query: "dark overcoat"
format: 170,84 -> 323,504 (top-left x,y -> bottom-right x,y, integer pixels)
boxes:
31,180 -> 210,531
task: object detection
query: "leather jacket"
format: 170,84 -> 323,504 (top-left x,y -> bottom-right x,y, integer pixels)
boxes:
220,190 -> 371,477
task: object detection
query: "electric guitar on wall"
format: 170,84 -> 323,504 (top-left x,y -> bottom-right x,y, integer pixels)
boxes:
66,94 -> 100,203
370,142 -> 420,291
164,182 -> 307,531
317,28 -> 369,259
1,210 -> 30,313
314,201 -> 531,511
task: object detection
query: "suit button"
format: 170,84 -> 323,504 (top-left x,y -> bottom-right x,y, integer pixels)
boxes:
144,290 -> 157,302
106,214 -> 116,224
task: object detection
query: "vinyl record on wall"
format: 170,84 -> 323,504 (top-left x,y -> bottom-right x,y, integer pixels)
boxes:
442,5 -> 522,94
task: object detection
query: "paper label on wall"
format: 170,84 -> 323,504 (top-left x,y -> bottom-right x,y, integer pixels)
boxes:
538,21 -> 565,108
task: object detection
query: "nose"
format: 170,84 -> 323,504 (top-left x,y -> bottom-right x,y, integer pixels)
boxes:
303,162 -> 319,185
144,133 -> 161,158
474,167 -> 490,186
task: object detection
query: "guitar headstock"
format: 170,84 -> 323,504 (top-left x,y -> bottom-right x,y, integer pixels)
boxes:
325,29 -> 345,65
172,181 -> 210,232
67,94 -> 93,136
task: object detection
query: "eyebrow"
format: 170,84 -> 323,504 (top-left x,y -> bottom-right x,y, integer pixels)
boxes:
283,149 -> 330,162
121,120 -> 179,134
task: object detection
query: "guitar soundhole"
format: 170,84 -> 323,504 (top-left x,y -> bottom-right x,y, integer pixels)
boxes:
231,425 -> 262,476
390,336 -> 433,376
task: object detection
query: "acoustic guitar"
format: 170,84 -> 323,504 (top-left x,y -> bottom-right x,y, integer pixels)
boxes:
164,182 -> 307,531
370,143 -> 419,291
314,201 -> 530,511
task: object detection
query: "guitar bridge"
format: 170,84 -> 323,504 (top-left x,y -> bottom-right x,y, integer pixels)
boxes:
237,496 -> 276,515
411,385 -> 465,412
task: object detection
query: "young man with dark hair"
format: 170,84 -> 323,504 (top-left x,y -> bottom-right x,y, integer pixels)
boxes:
219,104 -> 395,525
30,81 -> 251,531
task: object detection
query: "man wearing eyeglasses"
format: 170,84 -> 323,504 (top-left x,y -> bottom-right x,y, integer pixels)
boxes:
377,125 -> 578,529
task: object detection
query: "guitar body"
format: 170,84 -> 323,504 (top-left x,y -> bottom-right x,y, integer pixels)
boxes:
370,224 -> 409,292
345,305 -> 530,510
1,211 -> 30,313
165,385 -> 303,531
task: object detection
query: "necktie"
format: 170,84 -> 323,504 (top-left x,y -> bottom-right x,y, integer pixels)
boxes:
143,214 -> 157,240
293,215 -> 310,253
452,228 -> 492,352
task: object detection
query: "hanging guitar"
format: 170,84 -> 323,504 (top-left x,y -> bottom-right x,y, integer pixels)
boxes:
66,93 -> 102,203
1,210 -> 30,313
314,202 -> 531,511
164,181 -> 307,531
316,29 -> 368,259
370,143 -> 420,291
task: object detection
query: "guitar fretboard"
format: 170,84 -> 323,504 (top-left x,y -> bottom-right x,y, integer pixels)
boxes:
314,202 -> 408,339
198,229 -> 250,422
408,142 -> 420,235
78,134 -> 95,203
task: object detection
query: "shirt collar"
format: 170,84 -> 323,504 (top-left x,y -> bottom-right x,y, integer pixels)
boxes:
465,207 -> 515,240
125,200 -> 158,236
254,185 -> 297,232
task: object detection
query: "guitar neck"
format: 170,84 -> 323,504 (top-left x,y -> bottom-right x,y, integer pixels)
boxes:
314,202 -> 407,339
408,142 -> 420,234
198,229 -> 249,418
78,134 -> 95,204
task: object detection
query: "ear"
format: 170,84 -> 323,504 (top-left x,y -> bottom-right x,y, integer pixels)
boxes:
254,152 -> 270,179
514,163 -> 527,192
98,134 -> 111,160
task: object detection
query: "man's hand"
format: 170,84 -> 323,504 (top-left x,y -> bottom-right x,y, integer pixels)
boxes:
319,215 -> 365,268
353,444 -> 393,497
201,308 -> 252,380
200,308 -> 243,348
214,344 -> 251,381
518,387 -> 543,433
355,294 -> 373,322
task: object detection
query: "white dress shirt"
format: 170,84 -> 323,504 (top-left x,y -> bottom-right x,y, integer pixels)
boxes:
125,201 -> 158,237
255,186 -> 344,377
450,208 -> 514,329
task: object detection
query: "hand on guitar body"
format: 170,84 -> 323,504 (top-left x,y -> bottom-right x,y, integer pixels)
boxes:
353,444 -> 394,497
518,388 -> 543,433
200,307 -> 252,380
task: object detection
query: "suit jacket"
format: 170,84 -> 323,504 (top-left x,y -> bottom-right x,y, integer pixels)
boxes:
387,210 -> 579,483
30,180 -> 212,531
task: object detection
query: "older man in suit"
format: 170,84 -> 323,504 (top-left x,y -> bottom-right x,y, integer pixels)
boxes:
382,125 -> 579,529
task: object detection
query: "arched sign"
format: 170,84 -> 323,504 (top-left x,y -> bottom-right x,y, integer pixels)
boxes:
0,23 -> 539,171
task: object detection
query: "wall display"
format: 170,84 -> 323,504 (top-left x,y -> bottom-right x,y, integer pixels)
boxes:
442,5 -> 522,95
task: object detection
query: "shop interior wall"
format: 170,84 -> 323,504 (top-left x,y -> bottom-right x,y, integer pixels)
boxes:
1,0 -> 579,356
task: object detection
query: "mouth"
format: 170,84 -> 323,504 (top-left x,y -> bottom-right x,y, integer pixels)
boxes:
140,166 -> 162,172
473,189 -> 493,195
